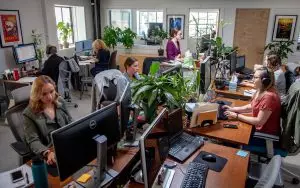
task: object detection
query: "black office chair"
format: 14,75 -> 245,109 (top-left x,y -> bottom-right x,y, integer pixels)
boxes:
3,80 -> 30,107
5,85 -> 34,165
109,50 -> 118,70
142,57 -> 167,75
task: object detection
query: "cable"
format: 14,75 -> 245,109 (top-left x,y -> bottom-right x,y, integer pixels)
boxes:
105,170 -> 114,178
177,166 -> 186,176
74,181 -> 86,188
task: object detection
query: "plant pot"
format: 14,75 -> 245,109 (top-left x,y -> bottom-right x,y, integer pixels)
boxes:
63,41 -> 69,48
158,48 -> 164,56
141,101 -> 157,122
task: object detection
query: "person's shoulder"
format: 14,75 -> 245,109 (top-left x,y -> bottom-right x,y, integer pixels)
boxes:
23,105 -> 38,119
265,89 -> 280,100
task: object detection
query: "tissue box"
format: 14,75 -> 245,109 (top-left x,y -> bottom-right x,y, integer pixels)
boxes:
229,81 -> 237,92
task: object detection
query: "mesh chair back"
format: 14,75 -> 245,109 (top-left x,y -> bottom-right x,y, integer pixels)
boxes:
3,80 -> 30,105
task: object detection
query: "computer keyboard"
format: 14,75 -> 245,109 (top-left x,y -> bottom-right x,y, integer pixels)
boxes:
180,162 -> 209,188
215,100 -> 232,120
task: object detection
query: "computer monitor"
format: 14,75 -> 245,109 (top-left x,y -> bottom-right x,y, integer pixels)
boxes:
83,39 -> 93,51
140,108 -> 169,188
75,41 -> 84,53
199,56 -> 215,94
119,82 -> 131,138
13,43 -> 37,64
161,64 -> 182,76
236,55 -> 245,73
228,51 -> 237,74
51,102 -> 120,181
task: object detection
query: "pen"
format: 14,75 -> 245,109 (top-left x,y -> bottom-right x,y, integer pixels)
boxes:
25,172 -> 29,184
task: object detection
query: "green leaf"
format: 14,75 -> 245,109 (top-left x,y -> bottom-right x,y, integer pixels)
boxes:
149,62 -> 160,75
148,89 -> 158,107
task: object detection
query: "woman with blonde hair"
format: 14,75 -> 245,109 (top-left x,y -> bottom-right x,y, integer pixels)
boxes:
23,75 -> 72,165
90,39 -> 110,77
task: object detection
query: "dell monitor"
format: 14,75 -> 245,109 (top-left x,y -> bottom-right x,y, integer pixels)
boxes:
83,39 -> 93,51
51,102 -> 120,181
13,43 -> 37,64
119,82 -> 131,138
140,108 -> 169,188
75,41 -> 84,53
236,55 -> 245,73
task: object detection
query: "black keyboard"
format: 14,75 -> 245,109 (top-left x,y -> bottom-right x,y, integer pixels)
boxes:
181,162 -> 209,188
215,100 -> 232,120
169,133 -> 204,162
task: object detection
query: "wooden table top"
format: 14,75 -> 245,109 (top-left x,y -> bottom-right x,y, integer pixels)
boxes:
212,81 -> 253,100
185,97 -> 253,145
125,142 -> 249,188
46,147 -> 139,187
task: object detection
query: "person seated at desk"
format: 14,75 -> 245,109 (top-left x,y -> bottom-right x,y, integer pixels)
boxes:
41,45 -> 64,85
224,67 -> 281,136
123,57 -> 141,82
242,54 -> 286,98
23,76 -> 73,165
166,29 -> 182,61
90,39 -> 110,77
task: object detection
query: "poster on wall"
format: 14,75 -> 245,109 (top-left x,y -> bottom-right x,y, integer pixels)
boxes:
0,10 -> 23,48
272,15 -> 297,41
167,15 -> 185,39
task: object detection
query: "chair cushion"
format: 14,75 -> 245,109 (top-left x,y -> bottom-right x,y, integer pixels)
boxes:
11,85 -> 31,105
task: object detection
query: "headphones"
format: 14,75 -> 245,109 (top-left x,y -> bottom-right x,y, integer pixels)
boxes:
260,67 -> 271,88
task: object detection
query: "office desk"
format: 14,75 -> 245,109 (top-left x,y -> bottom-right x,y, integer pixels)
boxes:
119,53 -> 158,74
125,143 -> 249,188
78,59 -> 96,78
212,81 -> 253,101
46,147 -> 139,187
185,97 -> 253,145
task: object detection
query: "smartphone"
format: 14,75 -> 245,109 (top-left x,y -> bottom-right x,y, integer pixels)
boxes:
10,170 -> 24,183
223,124 -> 238,129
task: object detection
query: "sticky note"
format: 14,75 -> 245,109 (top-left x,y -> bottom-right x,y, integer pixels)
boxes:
77,173 -> 91,183
236,150 -> 248,158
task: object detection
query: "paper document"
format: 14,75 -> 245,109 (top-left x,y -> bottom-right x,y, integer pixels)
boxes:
0,164 -> 33,188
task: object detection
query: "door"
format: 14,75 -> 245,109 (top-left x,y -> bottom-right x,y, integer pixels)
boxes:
233,9 -> 270,69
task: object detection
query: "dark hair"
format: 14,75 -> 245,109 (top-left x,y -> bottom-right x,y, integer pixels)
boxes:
256,67 -> 274,90
267,54 -> 281,69
124,57 -> 138,70
46,45 -> 57,55
170,29 -> 180,38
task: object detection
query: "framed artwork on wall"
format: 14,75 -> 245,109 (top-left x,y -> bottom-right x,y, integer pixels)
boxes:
167,15 -> 185,39
272,15 -> 297,41
0,9 -> 23,48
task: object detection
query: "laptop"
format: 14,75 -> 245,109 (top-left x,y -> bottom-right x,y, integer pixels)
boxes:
165,108 -> 204,163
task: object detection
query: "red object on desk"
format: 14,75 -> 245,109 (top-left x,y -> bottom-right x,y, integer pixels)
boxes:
13,68 -> 20,81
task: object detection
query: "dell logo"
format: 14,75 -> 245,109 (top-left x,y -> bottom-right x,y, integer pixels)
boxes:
89,120 -> 96,129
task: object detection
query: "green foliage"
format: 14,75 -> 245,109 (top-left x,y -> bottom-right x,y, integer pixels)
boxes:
120,28 -> 137,49
31,29 -> 44,62
210,36 -> 238,60
103,26 -> 122,49
152,28 -> 169,48
57,22 -> 72,43
264,41 -> 294,60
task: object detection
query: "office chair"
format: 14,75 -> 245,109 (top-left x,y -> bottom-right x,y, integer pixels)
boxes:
58,61 -> 78,107
142,57 -> 167,75
3,80 -> 30,107
109,50 -> 118,69
5,85 -> 34,165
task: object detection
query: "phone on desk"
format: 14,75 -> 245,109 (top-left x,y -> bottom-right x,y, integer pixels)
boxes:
10,170 -> 24,183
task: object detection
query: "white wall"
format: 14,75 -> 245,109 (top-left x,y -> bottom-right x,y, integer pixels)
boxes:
101,0 -> 300,62
0,0 -> 93,72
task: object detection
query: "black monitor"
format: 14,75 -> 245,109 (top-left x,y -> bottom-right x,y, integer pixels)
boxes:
228,51 -> 237,74
140,108 -> 169,188
199,56 -> 215,94
236,55 -> 245,73
161,64 -> 181,76
119,82 -> 131,138
51,102 -> 120,181
13,43 -> 37,64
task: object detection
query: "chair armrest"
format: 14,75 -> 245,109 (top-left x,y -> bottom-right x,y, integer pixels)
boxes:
10,142 -> 31,156
253,132 -> 279,142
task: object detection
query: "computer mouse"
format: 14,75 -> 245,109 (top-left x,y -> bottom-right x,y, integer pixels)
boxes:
202,154 -> 217,163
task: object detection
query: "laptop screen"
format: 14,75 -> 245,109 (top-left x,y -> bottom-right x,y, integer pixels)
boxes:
165,108 -> 183,137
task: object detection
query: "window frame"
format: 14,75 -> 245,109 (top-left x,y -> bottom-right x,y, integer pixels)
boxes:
55,5 -> 75,45
137,9 -> 164,37
188,9 -> 219,38
108,9 -> 132,29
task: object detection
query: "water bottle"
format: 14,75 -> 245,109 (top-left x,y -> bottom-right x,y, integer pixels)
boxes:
31,156 -> 48,188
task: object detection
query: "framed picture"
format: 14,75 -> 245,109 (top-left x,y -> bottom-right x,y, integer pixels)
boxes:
167,15 -> 185,39
272,15 -> 297,41
0,10 -> 23,47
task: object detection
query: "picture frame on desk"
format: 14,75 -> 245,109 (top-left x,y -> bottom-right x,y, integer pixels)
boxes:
272,15 -> 297,41
167,15 -> 185,39
0,9 -> 23,48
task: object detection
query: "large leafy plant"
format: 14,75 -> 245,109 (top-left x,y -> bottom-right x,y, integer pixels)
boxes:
57,22 -> 72,45
152,28 -> 168,49
264,41 -> 294,61
103,26 -> 121,49
120,28 -> 137,49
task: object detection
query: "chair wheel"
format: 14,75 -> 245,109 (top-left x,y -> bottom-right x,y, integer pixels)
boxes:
74,104 -> 78,108
292,178 -> 299,185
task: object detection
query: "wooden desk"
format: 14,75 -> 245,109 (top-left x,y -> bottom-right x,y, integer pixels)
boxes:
119,53 -> 158,74
126,143 -> 249,188
47,147 -> 139,187
185,97 -> 253,145
212,81 -> 253,101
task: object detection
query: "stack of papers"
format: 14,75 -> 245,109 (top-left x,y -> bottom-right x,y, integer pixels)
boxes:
244,89 -> 257,97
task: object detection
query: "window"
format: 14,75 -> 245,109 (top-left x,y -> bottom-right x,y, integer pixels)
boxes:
189,9 -> 219,38
55,5 -> 86,49
109,9 -> 131,29
137,10 -> 163,37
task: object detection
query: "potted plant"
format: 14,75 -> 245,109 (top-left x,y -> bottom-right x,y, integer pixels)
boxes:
153,28 -> 168,56
103,26 -> 121,50
57,21 -> 72,48
31,29 -> 44,70
264,40 -> 294,64
120,28 -> 137,53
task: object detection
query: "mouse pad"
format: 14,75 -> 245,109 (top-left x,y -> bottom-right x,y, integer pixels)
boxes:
192,151 -> 227,172
47,165 -> 59,177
